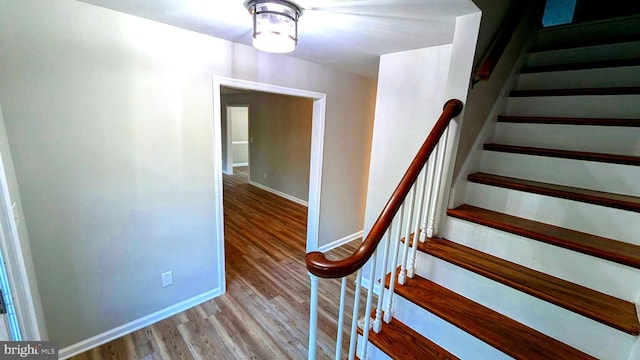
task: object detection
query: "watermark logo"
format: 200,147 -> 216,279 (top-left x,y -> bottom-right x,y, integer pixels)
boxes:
0,342 -> 57,359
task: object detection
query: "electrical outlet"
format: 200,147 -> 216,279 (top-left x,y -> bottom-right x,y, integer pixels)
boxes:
161,271 -> 173,288
263,172 -> 267,179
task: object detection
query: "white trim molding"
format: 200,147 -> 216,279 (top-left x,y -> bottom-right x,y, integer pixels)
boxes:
212,79 -> 228,295
0,105 -> 47,340
306,94 -> 326,252
317,230 -> 363,253
248,180 -> 308,207
233,162 -> 249,167
59,287 -> 222,359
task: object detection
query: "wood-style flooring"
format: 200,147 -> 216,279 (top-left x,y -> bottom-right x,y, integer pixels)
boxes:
70,167 -> 360,359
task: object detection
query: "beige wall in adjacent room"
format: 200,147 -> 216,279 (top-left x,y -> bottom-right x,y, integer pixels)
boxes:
223,92 -> 313,203
0,0 -> 376,349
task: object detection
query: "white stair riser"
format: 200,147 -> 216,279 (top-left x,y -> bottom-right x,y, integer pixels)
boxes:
518,66 -> 640,90
526,42 -> 640,67
389,291 -> 510,360
507,95 -> 640,118
480,151 -> 640,197
465,182 -> 640,245
358,335 -> 391,360
535,15 -> 640,48
442,217 -> 640,301
493,122 -> 640,156
413,253 -> 635,360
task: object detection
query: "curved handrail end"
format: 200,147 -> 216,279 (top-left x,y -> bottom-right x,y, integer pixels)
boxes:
305,99 -> 464,279
443,99 -> 464,117
306,251 -> 360,279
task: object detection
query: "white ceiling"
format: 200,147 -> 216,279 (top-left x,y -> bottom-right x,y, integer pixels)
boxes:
78,0 -> 479,78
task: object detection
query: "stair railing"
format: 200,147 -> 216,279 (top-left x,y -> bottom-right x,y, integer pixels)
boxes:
305,99 -> 463,360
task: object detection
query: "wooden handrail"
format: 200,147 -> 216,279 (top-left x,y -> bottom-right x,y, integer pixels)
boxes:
305,99 -> 463,278
473,0 -> 537,84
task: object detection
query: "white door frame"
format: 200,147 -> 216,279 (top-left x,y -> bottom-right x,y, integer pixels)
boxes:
0,105 -> 46,340
212,77 -> 326,290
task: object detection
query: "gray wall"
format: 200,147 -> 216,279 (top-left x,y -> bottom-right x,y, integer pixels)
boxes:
223,92 -> 313,202
0,0 -> 376,348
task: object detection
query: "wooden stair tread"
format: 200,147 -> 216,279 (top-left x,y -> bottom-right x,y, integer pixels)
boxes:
358,317 -> 459,360
510,87 -> 640,97
468,172 -> 640,213
521,57 -> 640,73
497,115 -> 640,127
529,34 -> 640,53
417,236 -> 639,334
483,143 -> 640,166
448,204 -> 640,270
387,273 -> 596,359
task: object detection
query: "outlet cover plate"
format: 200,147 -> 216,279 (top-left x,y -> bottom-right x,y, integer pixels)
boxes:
161,271 -> 173,287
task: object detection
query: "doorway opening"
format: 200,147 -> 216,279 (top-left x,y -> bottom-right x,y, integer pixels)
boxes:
223,105 -> 250,176
212,77 -> 327,292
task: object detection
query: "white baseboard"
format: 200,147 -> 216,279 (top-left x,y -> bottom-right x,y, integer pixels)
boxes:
59,287 -> 223,359
248,180 -> 308,207
233,162 -> 248,167
317,230 -> 363,253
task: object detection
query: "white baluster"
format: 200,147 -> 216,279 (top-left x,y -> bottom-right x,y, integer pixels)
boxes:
399,185 -> 416,285
408,167 -> 428,278
308,273 -> 319,360
427,126 -> 449,238
373,231 -> 392,333
384,203 -> 405,323
334,277 -> 348,360
359,249 -> 378,360
348,269 -> 363,360
420,146 -> 438,242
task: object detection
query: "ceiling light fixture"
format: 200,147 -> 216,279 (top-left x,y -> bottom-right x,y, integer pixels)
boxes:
245,0 -> 302,53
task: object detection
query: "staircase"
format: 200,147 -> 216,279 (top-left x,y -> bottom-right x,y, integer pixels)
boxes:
363,16 -> 640,360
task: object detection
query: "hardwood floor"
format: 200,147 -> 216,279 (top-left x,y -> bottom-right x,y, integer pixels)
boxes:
70,167 -> 360,360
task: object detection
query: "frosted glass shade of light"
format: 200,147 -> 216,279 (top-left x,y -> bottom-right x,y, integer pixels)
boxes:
251,2 -> 298,53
